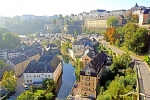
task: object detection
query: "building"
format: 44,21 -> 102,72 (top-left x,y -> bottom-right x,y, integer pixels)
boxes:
6,54 -> 29,76
23,55 -> 62,85
89,9 -> 106,17
139,9 -> 150,25
43,43 -> 61,55
84,15 -> 126,29
80,52 -> 107,98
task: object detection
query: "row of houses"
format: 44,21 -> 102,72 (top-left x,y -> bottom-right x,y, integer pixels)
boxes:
67,35 -> 108,98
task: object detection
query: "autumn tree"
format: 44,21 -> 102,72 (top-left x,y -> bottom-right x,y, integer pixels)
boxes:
107,17 -> 118,27
106,27 -> 119,44
0,71 -> 17,92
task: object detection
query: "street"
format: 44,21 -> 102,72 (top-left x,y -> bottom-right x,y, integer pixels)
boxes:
9,75 -> 24,100
107,45 -> 150,100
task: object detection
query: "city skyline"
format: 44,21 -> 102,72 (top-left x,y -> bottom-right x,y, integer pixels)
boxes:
0,0 -> 150,17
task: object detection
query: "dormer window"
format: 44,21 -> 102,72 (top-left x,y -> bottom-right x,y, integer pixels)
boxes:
85,69 -> 91,76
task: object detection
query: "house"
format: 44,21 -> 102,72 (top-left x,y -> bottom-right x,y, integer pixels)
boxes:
80,52 -> 107,98
43,43 -> 61,56
139,9 -> 150,25
6,54 -> 29,76
23,55 -> 62,85
24,49 -> 40,62
80,49 -> 95,66
84,15 -> 126,29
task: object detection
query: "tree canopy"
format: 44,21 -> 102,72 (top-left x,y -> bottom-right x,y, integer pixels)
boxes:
0,71 -> 17,92
107,17 -> 118,27
17,90 -> 34,100
124,27 -> 150,54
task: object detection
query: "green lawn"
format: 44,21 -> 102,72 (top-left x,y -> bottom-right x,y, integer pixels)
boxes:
34,88 -> 46,96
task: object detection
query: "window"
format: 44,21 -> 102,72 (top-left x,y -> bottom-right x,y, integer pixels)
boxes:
30,75 -> 31,77
39,75 -> 40,77
93,83 -> 94,86
27,80 -> 29,82
48,75 -> 50,77
45,75 -> 47,77
30,80 -> 32,82
34,75 -> 36,77
27,76 -> 28,78
82,77 -> 84,80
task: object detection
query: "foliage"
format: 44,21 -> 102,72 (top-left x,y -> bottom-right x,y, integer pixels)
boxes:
122,22 -> 138,35
107,17 -> 118,27
146,19 -> 150,24
106,27 -> 119,44
74,58 -> 83,81
131,14 -> 139,23
144,55 -> 150,66
0,27 -> 10,34
116,26 -> 124,41
45,92 -> 54,100
54,39 -> 61,47
17,90 -> 34,100
0,32 -> 21,49
0,60 -> 6,68
124,28 -> 150,54
0,71 -> 17,92
42,78 -> 56,91
61,41 -> 72,55
52,19 -> 56,25
115,39 -> 120,47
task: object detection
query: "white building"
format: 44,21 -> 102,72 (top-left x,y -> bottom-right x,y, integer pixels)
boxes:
23,55 -> 62,85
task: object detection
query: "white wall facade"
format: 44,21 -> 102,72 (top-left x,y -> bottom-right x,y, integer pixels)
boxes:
0,50 -> 7,60
23,73 -> 53,84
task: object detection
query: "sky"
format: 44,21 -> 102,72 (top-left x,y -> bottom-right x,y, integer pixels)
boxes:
0,0 -> 150,17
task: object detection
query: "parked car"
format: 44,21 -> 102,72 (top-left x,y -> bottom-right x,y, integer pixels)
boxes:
74,83 -> 78,88
68,96 -> 72,100
69,91 -> 74,97
9,91 -> 15,96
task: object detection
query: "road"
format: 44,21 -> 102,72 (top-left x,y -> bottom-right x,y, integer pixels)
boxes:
107,45 -> 150,100
9,75 -> 24,100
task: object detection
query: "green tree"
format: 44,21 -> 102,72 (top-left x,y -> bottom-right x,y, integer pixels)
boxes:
122,22 -> 138,35
107,17 -> 118,27
17,90 -> 34,100
0,71 -> 17,92
144,55 -> 150,66
52,19 -> 56,25
115,39 -> 120,47
2,32 -> 21,48
146,19 -> 150,24
64,18 -> 70,25
0,60 -> 6,68
75,58 -> 83,81
74,30 -> 77,36
124,28 -> 150,54
45,92 -> 54,100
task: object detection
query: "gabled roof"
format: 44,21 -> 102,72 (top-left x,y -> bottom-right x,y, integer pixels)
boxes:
24,49 -> 39,57
10,55 -> 28,65
24,55 -> 61,73
46,43 -> 57,49
80,51 -> 107,76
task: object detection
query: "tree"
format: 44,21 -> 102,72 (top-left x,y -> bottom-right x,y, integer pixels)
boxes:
106,27 -> 119,44
115,39 -> 120,47
17,90 -> 34,100
74,30 -> 77,36
75,58 -> 83,81
122,22 -> 138,35
146,19 -> 150,24
144,55 -> 150,66
52,19 -> 56,25
2,32 -> 21,49
107,17 -> 118,27
0,60 -> 6,68
131,14 -> 139,23
124,28 -> 150,54
0,71 -> 17,92
64,18 -> 69,25
45,92 -> 54,100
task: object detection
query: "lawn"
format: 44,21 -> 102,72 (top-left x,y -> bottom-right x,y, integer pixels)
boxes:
34,88 -> 46,96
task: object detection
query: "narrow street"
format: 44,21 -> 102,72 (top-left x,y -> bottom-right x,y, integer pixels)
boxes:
9,76 -> 24,100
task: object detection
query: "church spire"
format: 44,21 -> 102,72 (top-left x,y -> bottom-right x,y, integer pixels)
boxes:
134,3 -> 139,7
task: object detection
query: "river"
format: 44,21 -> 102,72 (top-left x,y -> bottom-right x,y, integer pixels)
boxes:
56,57 -> 76,100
